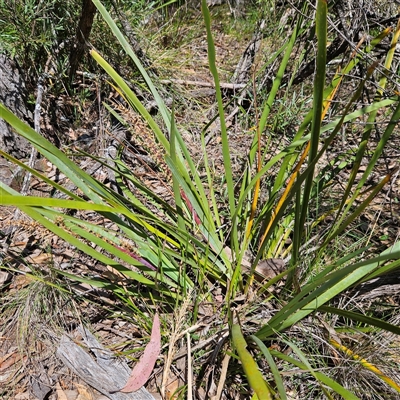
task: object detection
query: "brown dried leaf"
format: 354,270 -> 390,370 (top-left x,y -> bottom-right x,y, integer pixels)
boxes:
165,381 -> 179,399
62,390 -> 79,400
10,274 -> 33,290
29,252 -> 53,264
165,372 -> 182,400
0,352 -> 23,371
75,383 -> 93,400
56,382 -> 69,400
14,393 -> 30,399
256,258 -> 285,280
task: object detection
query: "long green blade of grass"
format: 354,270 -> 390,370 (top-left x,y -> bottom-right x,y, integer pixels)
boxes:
201,0 -> 238,263
268,349 -> 361,399
250,336 -> 287,400
91,0 -> 171,128
256,246 -> 400,339
319,305 -> 400,335
294,0 -> 327,268
283,339 -> 334,399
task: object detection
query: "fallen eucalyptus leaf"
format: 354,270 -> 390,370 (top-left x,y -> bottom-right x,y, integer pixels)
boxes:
120,314 -> 161,393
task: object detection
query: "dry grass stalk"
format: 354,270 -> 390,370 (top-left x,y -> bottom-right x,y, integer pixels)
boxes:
161,289 -> 194,398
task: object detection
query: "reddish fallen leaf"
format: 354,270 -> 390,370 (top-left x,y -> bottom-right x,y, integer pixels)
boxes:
119,313 -> 161,393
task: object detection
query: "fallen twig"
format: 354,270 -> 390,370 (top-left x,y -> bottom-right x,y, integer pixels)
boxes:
160,78 -> 247,90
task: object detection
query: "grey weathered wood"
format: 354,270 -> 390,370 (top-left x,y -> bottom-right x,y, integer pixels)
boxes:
57,327 -> 155,400
0,54 -> 32,159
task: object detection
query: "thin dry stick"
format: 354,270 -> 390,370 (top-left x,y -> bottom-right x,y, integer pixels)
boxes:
213,353 -> 230,400
12,75 -> 45,221
186,332 -> 192,400
20,53 -> 56,198
20,75 -> 44,195
159,78 -> 247,90
172,328 -> 229,361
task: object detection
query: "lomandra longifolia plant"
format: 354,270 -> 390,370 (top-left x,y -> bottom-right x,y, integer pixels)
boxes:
1,0 -> 400,397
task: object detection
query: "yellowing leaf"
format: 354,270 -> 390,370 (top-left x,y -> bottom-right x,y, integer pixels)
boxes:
232,324 -> 272,400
